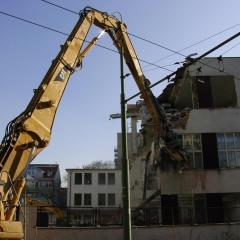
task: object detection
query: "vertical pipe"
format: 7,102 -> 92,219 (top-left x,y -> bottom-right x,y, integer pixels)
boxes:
120,47 -> 132,240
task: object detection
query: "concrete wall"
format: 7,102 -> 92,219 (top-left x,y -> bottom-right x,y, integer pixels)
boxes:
160,168 -> 240,194
32,224 -> 240,240
175,108 -> 240,133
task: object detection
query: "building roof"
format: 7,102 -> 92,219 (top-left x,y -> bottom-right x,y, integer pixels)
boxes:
66,168 -> 121,172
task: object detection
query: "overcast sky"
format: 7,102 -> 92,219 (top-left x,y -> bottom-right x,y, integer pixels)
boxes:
1,0 -> 240,179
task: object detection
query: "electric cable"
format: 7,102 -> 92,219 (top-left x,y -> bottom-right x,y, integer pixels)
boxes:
143,23 -> 240,67
0,10 -> 173,73
1,9 -> 239,89
37,0 -> 240,79
221,41 -> 240,55
39,0 -> 240,67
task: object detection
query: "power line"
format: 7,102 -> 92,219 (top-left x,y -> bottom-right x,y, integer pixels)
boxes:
39,0 -> 240,68
38,0 -> 240,80
0,10 -> 173,73
40,0 -> 79,15
39,0 -> 188,60
1,8 -> 239,89
127,32 -> 186,58
221,41 -> 240,55
143,23 -> 240,68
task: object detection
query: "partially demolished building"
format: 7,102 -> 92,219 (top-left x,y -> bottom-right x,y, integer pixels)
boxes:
118,57 -> 240,225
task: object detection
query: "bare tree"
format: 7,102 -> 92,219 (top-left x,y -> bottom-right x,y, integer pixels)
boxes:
82,160 -> 115,169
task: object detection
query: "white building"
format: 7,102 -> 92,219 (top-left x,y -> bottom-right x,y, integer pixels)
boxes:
66,168 -> 122,226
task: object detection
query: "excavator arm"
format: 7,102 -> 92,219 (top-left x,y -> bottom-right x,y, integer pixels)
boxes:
0,7 -> 182,239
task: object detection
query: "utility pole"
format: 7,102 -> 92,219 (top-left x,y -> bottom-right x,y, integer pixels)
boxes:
120,47 -> 132,240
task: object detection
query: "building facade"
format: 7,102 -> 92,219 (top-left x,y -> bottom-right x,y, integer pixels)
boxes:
122,57 -> 240,225
66,168 -> 122,226
26,164 -> 61,205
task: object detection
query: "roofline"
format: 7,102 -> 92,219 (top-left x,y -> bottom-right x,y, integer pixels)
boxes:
66,168 -> 120,171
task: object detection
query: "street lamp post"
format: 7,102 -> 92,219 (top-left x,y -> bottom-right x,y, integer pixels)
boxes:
120,47 -> 132,240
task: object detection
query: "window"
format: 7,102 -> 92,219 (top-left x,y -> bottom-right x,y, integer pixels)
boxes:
108,173 -> 115,185
74,193 -> 82,206
180,134 -> 203,168
98,193 -> 106,206
217,133 -> 240,168
75,173 -> 82,185
84,173 -> 92,185
195,76 -> 237,109
108,193 -> 115,206
202,133 -> 219,169
98,173 -> 106,185
84,193 -> 92,206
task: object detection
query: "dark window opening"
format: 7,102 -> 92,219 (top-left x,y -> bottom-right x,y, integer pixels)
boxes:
195,76 -> 237,109
161,195 -> 179,225
84,193 -> 92,206
108,173 -> 115,185
98,193 -> 106,206
206,193 -> 224,223
98,173 -> 106,185
108,193 -> 116,206
202,133 -> 219,169
84,173 -> 92,185
196,76 -> 213,108
74,193 -> 82,206
75,173 -> 82,185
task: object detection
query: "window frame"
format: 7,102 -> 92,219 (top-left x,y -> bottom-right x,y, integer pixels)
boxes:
108,193 -> 116,206
108,173 -> 115,185
84,193 -> 92,206
98,173 -> 106,185
84,173 -> 92,185
74,193 -> 82,206
180,134 -> 203,169
217,133 -> 240,168
98,193 -> 106,206
74,173 -> 82,185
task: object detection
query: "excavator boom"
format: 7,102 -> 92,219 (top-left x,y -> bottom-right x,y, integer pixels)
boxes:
0,7 -> 182,239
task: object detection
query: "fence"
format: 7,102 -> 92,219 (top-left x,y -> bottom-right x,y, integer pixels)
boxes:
36,206 -> 240,227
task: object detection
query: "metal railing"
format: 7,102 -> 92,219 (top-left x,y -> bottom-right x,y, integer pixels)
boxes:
35,206 -> 240,227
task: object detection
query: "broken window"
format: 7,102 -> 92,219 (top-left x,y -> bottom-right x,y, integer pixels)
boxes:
202,133 -> 219,169
206,193 -> 224,223
180,134 -> 203,168
217,133 -> 240,168
161,195 -> 179,225
196,76 -> 213,108
195,76 -> 237,109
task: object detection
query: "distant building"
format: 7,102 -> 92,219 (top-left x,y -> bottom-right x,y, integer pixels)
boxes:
26,164 -> 61,206
66,168 -> 122,226
111,104 -> 141,169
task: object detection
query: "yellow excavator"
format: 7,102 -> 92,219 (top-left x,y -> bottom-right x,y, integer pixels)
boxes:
0,7 -> 184,239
